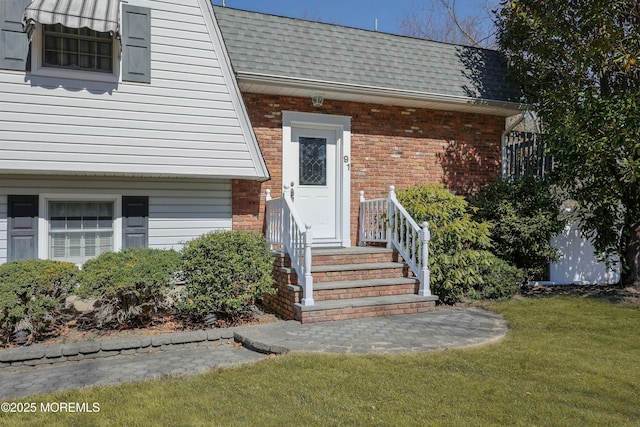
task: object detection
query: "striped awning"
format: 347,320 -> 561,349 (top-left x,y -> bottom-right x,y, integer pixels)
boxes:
23,0 -> 120,37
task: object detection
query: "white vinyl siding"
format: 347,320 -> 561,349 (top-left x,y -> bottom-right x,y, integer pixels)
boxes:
0,0 -> 267,179
0,195 -> 7,262
0,176 -> 232,264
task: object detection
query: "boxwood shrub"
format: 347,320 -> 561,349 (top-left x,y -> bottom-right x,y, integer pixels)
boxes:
180,230 -> 275,320
75,248 -> 182,328
0,259 -> 78,342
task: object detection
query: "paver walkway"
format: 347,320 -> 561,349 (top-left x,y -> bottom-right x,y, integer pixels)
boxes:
0,307 -> 507,400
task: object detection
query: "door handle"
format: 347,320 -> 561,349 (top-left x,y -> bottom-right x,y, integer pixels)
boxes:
290,182 -> 295,201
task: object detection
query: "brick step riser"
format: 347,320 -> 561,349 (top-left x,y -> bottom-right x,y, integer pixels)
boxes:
314,283 -> 418,302
297,301 -> 437,323
272,253 -> 405,268
313,267 -> 409,283
312,253 -> 401,266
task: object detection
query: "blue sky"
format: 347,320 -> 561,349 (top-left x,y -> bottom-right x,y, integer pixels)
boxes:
211,1 -> 490,36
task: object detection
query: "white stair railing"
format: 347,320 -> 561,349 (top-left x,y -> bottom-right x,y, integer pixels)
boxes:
265,185 -> 314,306
359,185 -> 431,296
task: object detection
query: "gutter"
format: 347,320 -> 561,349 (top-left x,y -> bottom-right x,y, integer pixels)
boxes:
237,71 -> 524,115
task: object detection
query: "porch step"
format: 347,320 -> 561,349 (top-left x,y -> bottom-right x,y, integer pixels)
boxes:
266,247 -> 438,324
311,262 -> 408,283
313,278 -> 419,302
311,247 -> 399,266
294,294 -> 438,324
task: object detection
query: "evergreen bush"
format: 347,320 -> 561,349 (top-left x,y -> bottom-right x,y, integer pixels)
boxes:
0,259 -> 78,341
76,248 -> 182,328
179,231 -> 275,320
396,184 -> 523,303
471,177 -> 566,280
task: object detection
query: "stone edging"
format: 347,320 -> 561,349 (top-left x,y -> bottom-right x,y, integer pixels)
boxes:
233,332 -> 289,356
0,329 -> 240,369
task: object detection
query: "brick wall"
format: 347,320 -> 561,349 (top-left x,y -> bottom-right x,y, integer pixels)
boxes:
233,93 -> 506,244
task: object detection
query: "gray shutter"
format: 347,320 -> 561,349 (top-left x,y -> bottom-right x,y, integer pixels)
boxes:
0,0 -> 29,71
122,5 -> 151,83
7,195 -> 38,261
122,196 -> 148,248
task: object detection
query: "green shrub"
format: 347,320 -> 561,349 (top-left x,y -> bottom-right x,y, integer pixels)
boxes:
76,248 -> 182,328
471,177 -> 566,280
396,184 -> 523,303
0,259 -> 78,341
470,254 -> 525,300
180,231 -> 275,320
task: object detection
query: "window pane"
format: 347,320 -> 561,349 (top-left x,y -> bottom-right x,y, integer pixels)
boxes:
63,38 -> 78,51
42,25 -> 113,73
78,39 -> 91,54
98,42 -> 111,56
44,50 -> 60,66
48,200 -> 114,263
299,137 -> 327,186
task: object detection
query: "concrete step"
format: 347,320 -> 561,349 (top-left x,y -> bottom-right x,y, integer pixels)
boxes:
294,294 -> 438,323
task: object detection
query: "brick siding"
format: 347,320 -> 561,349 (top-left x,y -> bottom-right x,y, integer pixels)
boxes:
233,93 -> 505,243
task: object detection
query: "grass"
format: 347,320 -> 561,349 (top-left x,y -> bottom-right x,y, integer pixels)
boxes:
1,296 -> 639,426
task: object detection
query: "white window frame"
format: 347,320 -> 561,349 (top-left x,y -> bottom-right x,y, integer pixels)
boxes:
29,23 -> 121,83
38,194 -> 122,264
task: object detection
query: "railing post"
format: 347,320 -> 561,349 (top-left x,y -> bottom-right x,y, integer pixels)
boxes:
301,223 -> 314,306
283,184 -> 291,252
264,189 -> 272,249
418,221 -> 431,296
386,185 -> 396,249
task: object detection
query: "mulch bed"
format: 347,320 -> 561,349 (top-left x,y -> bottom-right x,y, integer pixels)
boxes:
1,305 -> 279,349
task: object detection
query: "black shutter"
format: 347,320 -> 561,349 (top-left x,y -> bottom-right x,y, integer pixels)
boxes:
7,195 -> 38,261
0,0 -> 29,71
122,196 -> 148,248
122,5 -> 151,83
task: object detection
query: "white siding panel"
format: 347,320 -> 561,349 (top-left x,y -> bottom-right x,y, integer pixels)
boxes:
148,189 -> 232,250
0,91 -> 236,118
0,0 -> 267,180
0,132 -> 248,151
0,177 -> 232,262
0,123 -> 246,143
0,195 -> 6,264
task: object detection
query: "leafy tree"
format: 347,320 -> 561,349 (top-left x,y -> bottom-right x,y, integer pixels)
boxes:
496,1 -> 640,287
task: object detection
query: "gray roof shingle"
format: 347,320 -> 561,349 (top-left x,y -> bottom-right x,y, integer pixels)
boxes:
213,6 -> 520,104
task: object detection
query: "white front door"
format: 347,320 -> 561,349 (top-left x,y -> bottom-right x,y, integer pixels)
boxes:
284,127 -> 340,246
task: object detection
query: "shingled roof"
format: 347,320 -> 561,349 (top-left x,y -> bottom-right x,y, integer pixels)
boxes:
213,6 -> 521,115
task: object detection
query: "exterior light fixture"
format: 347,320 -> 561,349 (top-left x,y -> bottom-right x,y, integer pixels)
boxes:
311,93 -> 324,107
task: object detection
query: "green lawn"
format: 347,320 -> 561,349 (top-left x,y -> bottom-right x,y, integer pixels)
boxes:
2,296 -> 639,426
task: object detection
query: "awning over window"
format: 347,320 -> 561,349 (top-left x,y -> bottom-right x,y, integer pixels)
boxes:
23,0 -> 120,38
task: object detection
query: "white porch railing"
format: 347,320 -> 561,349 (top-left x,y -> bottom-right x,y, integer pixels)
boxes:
265,185 -> 314,306
359,185 -> 431,296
